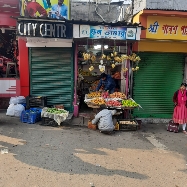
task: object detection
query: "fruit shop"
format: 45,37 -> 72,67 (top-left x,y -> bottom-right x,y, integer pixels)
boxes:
73,21 -> 143,117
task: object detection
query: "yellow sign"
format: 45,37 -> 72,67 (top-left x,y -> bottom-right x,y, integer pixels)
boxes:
146,16 -> 187,40
19,0 -> 70,20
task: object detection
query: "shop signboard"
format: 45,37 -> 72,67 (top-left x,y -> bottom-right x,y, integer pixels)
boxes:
17,20 -> 73,38
19,0 -> 70,20
79,25 -> 137,40
147,16 -> 187,40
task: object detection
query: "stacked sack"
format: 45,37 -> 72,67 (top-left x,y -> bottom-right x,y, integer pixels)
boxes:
6,96 -> 26,117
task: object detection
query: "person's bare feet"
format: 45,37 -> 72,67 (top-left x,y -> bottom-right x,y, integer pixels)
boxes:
183,131 -> 187,134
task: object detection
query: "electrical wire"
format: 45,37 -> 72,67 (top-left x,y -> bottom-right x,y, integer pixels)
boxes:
94,3 -> 107,22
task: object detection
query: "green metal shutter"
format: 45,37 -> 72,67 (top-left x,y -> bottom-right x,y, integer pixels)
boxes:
29,47 -> 74,112
133,52 -> 184,118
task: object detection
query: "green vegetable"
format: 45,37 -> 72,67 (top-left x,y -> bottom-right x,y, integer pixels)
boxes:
46,108 -> 68,114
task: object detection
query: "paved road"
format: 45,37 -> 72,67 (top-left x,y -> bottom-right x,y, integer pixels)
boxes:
0,112 -> 187,187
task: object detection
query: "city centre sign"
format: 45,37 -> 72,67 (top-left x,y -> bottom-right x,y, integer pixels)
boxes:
17,20 -> 73,39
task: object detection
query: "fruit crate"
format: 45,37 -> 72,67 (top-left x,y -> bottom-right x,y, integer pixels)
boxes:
20,110 -> 30,123
41,117 -> 58,126
27,108 -> 42,124
115,119 -> 139,131
20,108 -> 42,124
26,96 -> 47,109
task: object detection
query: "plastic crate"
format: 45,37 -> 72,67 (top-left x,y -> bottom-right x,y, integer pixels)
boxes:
41,117 -> 58,126
27,108 -> 42,124
20,110 -> 30,123
26,96 -> 47,109
20,108 -> 42,124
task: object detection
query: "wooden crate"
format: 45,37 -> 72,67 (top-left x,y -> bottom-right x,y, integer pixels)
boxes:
115,119 -> 138,131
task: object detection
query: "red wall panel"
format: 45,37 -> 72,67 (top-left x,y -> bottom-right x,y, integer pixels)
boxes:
0,14 -> 17,27
18,39 -> 29,97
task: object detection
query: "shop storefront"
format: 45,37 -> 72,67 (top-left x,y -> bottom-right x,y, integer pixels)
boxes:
17,18 -> 74,112
16,18 -> 143,116
132,11 -> 187,119
0,1 -> 20,108
72,21 -> 143,116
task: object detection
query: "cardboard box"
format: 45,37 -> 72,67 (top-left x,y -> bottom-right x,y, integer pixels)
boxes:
88,121 -> 97,130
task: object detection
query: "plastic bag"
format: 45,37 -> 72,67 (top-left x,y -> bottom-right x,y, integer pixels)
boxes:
14,104 -> 25,117
9,97 -> 18,105
6,104 -> 15,116
17,96 -> 26,104
9,96 -> 26,105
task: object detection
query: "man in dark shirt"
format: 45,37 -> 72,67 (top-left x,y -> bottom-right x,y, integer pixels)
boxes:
96,73 -> 116,94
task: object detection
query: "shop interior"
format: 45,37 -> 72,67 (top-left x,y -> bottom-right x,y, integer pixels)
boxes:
76,39 -> 131,113
0,29 -> 19,78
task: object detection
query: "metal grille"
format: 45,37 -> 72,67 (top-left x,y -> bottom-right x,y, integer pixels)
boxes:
133,52 -> 184,118
29,47 -> 74,112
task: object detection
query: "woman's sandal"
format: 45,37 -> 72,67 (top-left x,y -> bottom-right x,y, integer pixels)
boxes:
183,131 -> 187,135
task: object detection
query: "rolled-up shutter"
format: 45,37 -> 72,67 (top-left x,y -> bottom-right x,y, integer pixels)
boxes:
29,47 -> 74,112
133,52 -> 184,118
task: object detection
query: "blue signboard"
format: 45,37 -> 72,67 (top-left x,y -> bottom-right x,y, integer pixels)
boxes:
79,25 -> 137,40
90,26 -> 127,39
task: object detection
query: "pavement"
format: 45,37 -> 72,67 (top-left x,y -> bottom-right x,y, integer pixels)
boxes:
0,110 -> 187,187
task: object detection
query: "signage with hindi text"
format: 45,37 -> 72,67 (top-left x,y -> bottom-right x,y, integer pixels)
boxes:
79,25 -> 137,40
147,16 -> 187,40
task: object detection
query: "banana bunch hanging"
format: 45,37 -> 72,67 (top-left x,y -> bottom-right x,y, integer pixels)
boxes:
111,64 -> 116,68
114,56 -> 122,62
110,51 -> 117,57
89,66 -> 94,71
107,55 -> 111,61
132,66 -> 140,71
121,55 -> 129,61
83,53 -> 91,60
100,67 -> 105,73
91,55 -> 96,62
122,68 -> 128,72
101,54 -> 106,59
128,53 -> 141,62
99,65 -> 105,73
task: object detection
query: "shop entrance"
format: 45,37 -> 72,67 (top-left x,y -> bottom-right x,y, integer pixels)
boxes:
77,44 -> 123,113
29,47 -> 74,112
133,52 -> 185,118
0,30 -> 18,78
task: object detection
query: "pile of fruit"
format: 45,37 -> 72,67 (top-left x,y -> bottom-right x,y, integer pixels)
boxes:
101,91 -> 109,99
106,100 -> 121,107
87,92 -> 101,98
121,100 -> 139,108
110,92 -> 127,99
91,98 -> 105,105
46,108 -> 68,114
